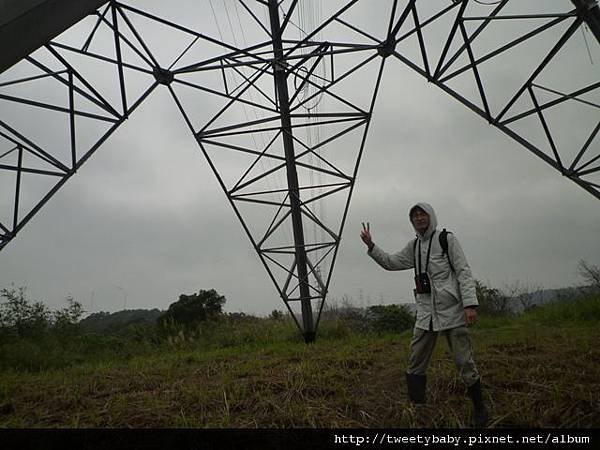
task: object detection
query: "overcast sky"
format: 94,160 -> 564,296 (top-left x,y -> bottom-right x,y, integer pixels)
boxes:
1,0 -> 599,318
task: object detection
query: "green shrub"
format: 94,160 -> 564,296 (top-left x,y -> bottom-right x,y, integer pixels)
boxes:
158,289 -> 226,332
0,287 -> 84,341
0,286 -> 51,339
365,304 -> 415,333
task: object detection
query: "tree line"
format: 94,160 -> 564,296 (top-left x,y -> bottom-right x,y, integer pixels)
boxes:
1,259 -> 598,343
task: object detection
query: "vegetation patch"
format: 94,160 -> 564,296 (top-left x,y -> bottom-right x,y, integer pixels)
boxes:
1,284 -> 599,427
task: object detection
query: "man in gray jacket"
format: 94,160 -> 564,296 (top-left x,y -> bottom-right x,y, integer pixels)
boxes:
360,202 -> 488,427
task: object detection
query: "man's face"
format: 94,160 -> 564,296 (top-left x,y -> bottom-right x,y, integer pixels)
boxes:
411,208 -> 430,235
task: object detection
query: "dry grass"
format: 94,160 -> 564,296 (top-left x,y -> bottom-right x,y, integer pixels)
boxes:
1,320 -> 599,428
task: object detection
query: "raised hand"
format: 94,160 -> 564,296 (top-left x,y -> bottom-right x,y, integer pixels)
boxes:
360,222 -> 373,248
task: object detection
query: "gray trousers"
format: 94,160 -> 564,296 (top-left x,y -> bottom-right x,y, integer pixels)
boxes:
406,325 -> 480,387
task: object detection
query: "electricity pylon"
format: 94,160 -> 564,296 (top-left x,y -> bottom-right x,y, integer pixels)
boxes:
0,0 -> 598,341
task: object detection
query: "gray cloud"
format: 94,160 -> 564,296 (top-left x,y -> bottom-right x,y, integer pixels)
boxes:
1,0 -> 598,317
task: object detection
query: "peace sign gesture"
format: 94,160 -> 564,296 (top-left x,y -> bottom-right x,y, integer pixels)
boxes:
360,222 -> 373,248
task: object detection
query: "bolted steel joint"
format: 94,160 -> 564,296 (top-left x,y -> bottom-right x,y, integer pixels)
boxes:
377,37 -> 397,58
572,0 -> 600,44
153,67 -> 174,85
272,59 -> 289,75
572,0 -> 598,9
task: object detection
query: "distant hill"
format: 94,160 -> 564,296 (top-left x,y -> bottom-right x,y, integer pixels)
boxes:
506,285 -> 589,313
527,286 -> 589,304
398,285 -> 591,314
80,309 -> 163,333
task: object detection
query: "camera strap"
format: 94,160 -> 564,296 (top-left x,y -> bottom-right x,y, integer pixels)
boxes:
414,230 -> 435,275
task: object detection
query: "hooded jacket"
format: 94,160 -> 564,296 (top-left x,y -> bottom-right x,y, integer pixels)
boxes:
368,202 -> 478,331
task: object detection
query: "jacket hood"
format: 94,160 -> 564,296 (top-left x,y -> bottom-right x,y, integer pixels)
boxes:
409,202 -> 438,240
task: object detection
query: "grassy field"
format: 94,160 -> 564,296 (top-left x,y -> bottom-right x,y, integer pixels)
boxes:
0,297 -> 599,428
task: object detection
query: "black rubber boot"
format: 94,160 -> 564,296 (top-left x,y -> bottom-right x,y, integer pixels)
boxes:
406,372 -> 426,404
467,379 -> 489,428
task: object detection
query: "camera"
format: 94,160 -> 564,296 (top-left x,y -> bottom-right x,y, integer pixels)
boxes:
414,272 -> 431,294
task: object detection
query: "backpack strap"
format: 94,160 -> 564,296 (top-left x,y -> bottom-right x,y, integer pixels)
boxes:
413,237 -> 418,276
439,228 -> 455,272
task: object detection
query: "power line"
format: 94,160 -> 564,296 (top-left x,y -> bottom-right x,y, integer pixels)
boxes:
582,24 -> 595,65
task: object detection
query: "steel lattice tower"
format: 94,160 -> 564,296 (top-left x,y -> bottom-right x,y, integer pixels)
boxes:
1,0 -> 599,341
